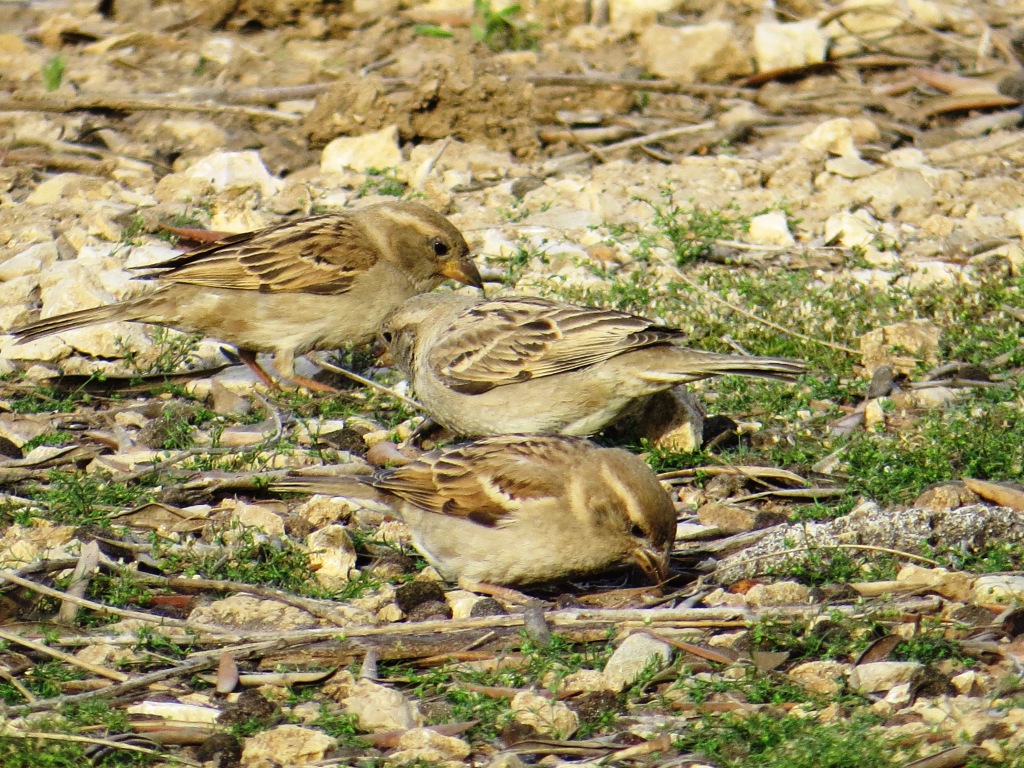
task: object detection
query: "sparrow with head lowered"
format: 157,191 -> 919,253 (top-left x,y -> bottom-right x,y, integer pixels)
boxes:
379,293 -> 807,436
272,435 -> 677,587
12,201 -> 481,391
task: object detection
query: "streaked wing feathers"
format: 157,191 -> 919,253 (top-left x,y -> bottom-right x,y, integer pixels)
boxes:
138,214 -> 376,294
428,297 -> 682,393
369,436 -> 591,527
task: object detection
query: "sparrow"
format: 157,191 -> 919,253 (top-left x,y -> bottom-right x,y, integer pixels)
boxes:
379,294 -> 808,436
12,201 -> 482,392
272,435 -> 677,586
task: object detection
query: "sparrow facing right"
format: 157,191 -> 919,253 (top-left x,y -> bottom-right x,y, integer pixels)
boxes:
380,293 -> 808,436
12,201 -> 481,391
272,435 -> 677,586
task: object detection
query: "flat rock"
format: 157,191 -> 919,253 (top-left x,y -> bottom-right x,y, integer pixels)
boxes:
848,661 -> 923,693
602,633 -> 674,691
753,20 -> 827,72
510,691 -> 579,738
322,125 -> 402,174
639,22 -> 752,83
788,660 -> 851,694
327,672 -> 424,732
307,524 -> 357,589
241,725 -> 335,768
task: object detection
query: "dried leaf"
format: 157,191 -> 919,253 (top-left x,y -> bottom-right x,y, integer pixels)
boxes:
216,652 -> 239,694
962,478 -> 1024,511
751,651 -> 790,672
855,634 -> 902,665
58,539 -> 101,623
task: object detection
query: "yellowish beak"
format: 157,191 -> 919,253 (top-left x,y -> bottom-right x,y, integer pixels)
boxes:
633,545 -> 669,585
439,258 -> 484,289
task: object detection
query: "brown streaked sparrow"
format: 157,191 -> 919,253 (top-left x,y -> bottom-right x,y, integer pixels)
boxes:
379,293 -> 807,436
13,201 -> 481,392
272,435 -> 677,586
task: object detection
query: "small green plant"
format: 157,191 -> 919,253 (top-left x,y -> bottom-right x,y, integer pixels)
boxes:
767,546 -> 900,586
648,195 -> 748,266
520,631 -> 616,690
355,168 -> 406,198
675,711 -> 896,768
84,571 -> 152,611
41,55 -> 65,91
413,23 -> 455,38
309,709 -> 369,747
749,614 -> 875,663
159,527 -> 323,596
471,0 -> 539,51
893,621 -> 971,665
9,378 -> 100,415
22,660 -> 85,699
117,327 -> 203,377
31,470 -> 154,525
120,215 -> 145,245
21,431 -> 73,452
499,245 -> 540,286
133,625 -> 193,658
682,667 -> 813,707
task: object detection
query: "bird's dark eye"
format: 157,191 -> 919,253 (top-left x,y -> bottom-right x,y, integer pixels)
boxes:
433,238 -> 450,257
630,524 -> 645,539
381,331 -> 394,345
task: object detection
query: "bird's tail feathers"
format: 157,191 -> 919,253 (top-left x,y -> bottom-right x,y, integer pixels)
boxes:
269,475 -> 390,509
644,349 -> 808,384
12,303 -> 141,343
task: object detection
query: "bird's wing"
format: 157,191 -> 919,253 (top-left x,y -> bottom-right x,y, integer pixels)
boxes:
369,436 -> 592,527
426,297 -> 682,393
138,214 -> 376,295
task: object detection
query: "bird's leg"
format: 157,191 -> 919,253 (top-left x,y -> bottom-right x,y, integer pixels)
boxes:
234,348 -> 281,390
456,577 -> 532,605
288,373 -> 341,394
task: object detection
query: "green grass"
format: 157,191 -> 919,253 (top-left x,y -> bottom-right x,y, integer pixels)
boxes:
563,197 -> 1024,521
471,0 -> 539,51
157,527 -> 323,596
676,711 -> 896,768
22,431 -> 73,452
0,705 -> 151,767
29,471 -> 156,526
383,631 -> 618,740
681,668 -> 816,707
355,168 -> 406,198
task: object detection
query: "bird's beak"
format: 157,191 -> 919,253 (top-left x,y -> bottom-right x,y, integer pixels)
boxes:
439,257 -> 484,290
372,340 -> 394,366
633,545 -> 669,585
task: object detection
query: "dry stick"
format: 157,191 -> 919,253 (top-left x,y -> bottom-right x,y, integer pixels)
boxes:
10,655 -> 219,714
730,487 -> 847,503
125,569 -> 352,627
129,600 -> 946,646
0,667 -> 36,702
415,135 -> 453,187
658,465 -> 807,483
0,94 -> 299,122
175,82 -> 336,105
667,268 -> 860,355
930,132 -> 1024,166
525,73 -> 752,98
315,359 -> 424,411
9,733 -> 199,767
538,121 -> 718,174
0,570 -> 233,636
0,627 -> 128,683
114,405 -> 285,484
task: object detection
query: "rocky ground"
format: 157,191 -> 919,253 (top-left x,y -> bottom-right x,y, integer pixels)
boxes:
2,1 -> 1024,767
